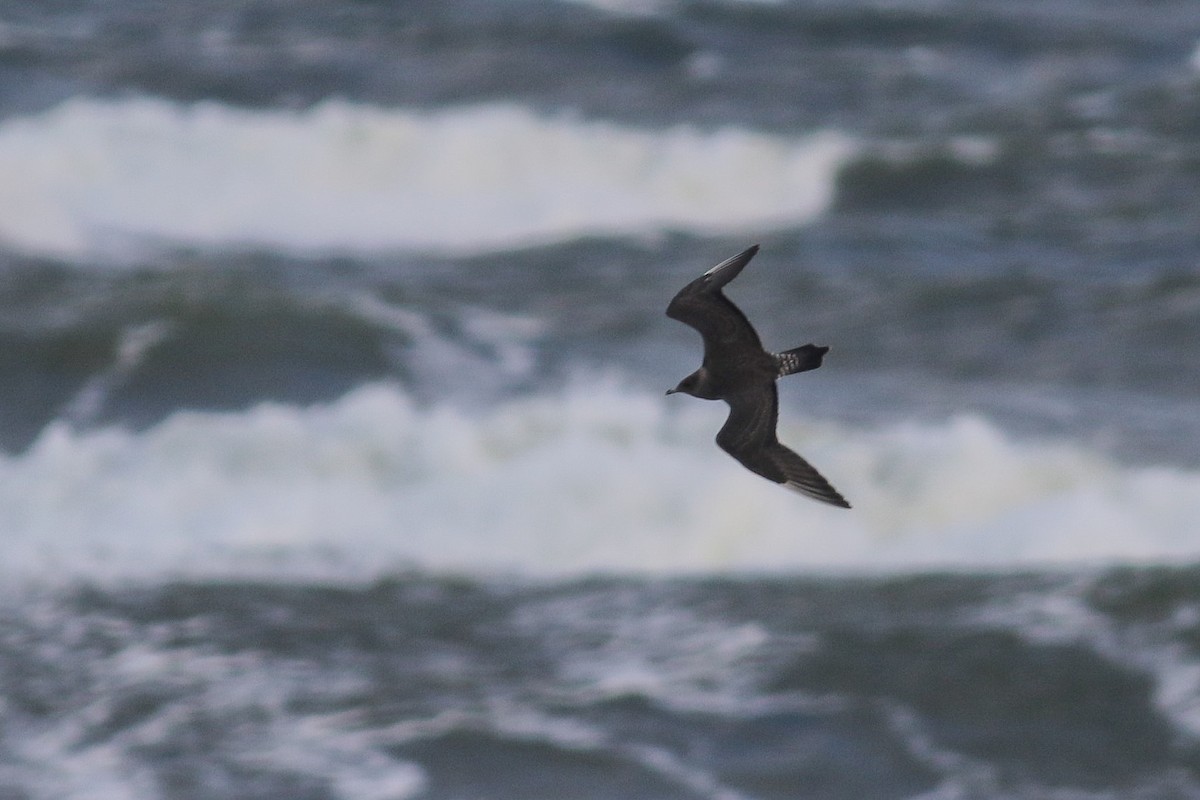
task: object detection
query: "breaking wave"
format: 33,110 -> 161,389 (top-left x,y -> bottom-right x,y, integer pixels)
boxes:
2,381 -> 1197,587
0,96 -> 853,260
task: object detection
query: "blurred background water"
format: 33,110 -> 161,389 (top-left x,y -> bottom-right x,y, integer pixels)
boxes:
1,1 -> 1200,797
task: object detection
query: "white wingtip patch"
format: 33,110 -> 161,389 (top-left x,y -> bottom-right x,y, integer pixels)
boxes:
702,244 -> 759,280
702,255 -> 737,277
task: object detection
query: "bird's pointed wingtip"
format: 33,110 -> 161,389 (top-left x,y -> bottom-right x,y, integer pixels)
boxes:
819,489 -> 853,510
786,481 -> 852,509
736,243 -> 761,261
700,244 -> 761,284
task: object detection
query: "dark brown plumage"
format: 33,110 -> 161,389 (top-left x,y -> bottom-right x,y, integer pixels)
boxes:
666,245 -> 850,508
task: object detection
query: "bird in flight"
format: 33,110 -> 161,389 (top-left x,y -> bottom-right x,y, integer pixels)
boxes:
666,245 -> 850,508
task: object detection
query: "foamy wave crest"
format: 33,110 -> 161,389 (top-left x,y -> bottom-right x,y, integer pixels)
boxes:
0,96 -> 853,260
2,382 -> 1197,586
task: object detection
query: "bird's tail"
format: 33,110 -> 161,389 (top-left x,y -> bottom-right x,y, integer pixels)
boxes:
773,344 -> 829,378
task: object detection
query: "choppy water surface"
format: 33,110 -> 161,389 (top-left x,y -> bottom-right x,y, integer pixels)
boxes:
2,1 -> 1200,797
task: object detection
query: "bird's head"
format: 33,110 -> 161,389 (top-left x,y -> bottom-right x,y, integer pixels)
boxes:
666,368 -> 716,399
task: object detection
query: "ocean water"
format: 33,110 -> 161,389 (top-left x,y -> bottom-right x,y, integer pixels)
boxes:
2,1 -> 1200,797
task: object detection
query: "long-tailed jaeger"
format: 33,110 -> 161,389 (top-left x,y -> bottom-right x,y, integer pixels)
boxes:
666,245 -> 851,508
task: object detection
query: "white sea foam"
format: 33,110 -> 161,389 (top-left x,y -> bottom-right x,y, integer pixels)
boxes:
0,96 -> 853,260
1,382 -> 1197,587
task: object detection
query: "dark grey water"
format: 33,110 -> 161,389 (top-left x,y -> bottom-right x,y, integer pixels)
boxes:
2,1 -> 1200,797
7,569 -> 1200,799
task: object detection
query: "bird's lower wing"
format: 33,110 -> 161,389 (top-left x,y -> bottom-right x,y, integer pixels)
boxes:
716,387 -> 851,508
764,441 -> 851,508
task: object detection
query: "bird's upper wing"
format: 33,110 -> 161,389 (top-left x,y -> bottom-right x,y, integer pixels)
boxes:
666,245 -> 764,359
716,384 -> 851,508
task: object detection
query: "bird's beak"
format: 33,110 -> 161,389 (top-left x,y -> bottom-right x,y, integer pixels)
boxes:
665,388 -> 677,395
